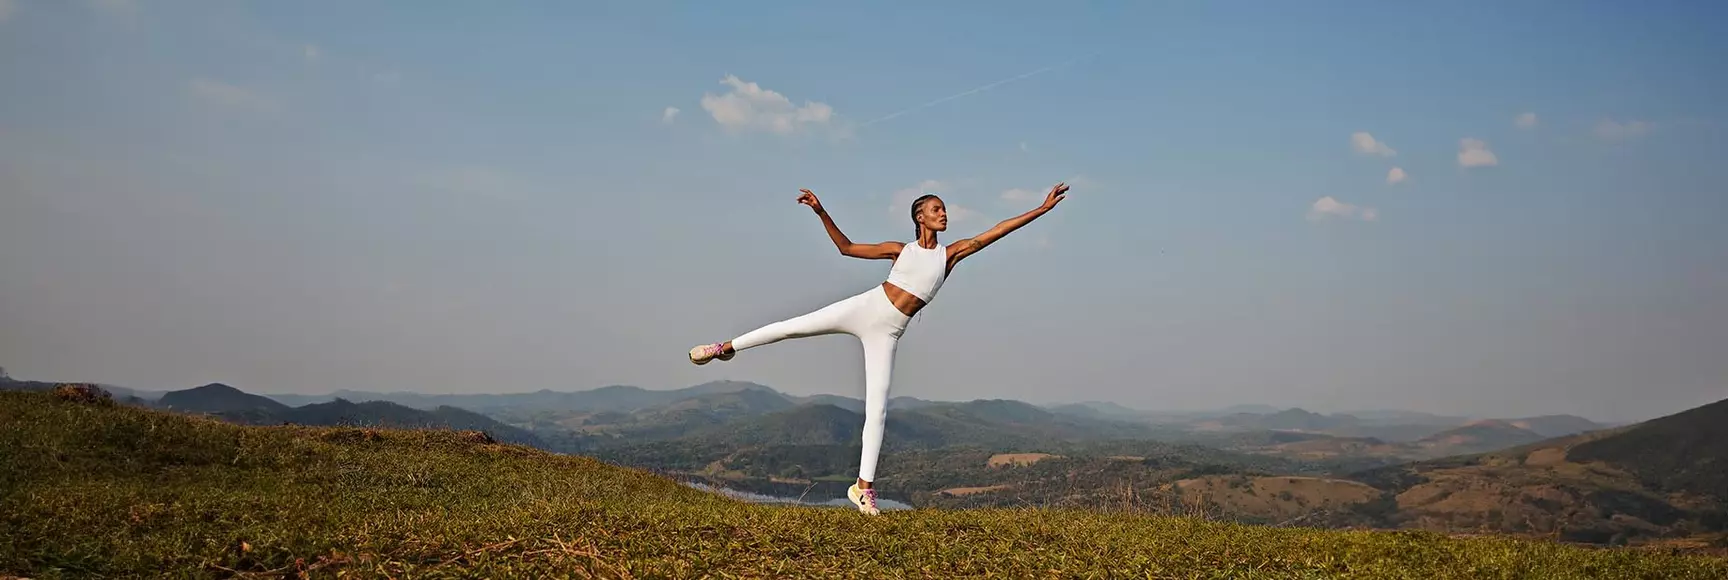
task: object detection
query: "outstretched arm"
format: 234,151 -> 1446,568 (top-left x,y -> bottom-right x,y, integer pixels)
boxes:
798,189 -> 902,260
948,182 -> 1068,265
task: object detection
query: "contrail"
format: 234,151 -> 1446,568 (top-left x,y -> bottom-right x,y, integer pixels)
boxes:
856,54 -> 1094,128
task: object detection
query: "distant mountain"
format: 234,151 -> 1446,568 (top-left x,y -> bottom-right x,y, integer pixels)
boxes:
1505,415 -> 1608,438
1342,409 -> 1473,426
1212,408 -> 1363,432
1045,400 -> 1148,420
660,398 -> 1167,452
262,380 -> 792,413
790,394 -> 864,413
1412,419 -> 1547,456
783,394 -> 940,413
158,383 -> 291,415
1219,404 -> 1282,415
216,398 -> 543,448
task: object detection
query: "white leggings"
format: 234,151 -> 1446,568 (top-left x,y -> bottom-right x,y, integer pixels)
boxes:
730,284 -> 912,482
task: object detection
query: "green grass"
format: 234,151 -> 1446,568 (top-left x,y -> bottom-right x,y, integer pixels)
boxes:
2,391 -> 1724,579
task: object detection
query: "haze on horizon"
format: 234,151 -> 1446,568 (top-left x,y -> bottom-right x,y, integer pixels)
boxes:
2,1 -> 1725,425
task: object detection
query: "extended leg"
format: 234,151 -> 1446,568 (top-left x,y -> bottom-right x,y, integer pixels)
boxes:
690,294 -> 861,364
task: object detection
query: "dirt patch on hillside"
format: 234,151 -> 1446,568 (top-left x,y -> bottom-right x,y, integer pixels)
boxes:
940,485 -> 1014,497
987,453 -> 1060,468
1524,447 -> 1567,466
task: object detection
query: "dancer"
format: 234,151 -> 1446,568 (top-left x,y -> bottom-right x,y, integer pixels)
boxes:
687,182 -> 1070,515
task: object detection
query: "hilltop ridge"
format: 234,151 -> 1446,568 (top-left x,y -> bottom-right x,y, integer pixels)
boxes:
3,387 -> 1723,578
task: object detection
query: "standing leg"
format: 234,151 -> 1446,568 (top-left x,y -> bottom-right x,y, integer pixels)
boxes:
846,330 -> 900,516
690,293 -> 863,364
854,332 -> 899,484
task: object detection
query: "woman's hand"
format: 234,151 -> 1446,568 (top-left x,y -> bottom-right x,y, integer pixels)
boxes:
797,189 -> 826,214
1040,182 -> 1069,211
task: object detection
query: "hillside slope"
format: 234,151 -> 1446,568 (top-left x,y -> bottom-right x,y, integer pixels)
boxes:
4,388 -> 1725,578
1345,398 -> 1728,545
1566,397 -> 1728,501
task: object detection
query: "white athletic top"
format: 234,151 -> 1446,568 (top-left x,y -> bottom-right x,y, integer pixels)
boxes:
884,241 -> 948,303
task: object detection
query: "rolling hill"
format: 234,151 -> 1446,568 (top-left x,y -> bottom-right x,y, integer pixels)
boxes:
1411,419 -> 1549,456
4,386 -> 1723,577
157,382 -> 292,414
1565,397 -> 1728,502
213,398 -> 546,449
1508,414 -> 1612,438
1145,396 -> 1728,548
1345,397 -> 1728,545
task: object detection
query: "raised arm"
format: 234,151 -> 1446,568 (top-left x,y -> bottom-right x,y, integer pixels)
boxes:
948,182 -> 1068,265
798,189 -> 903,260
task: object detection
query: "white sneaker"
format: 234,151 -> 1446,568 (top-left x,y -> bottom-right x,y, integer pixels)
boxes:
688,343 -> 734,365
847,483 -> 881,516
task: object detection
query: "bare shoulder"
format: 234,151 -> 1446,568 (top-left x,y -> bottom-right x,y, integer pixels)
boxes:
861,240 -> 905,261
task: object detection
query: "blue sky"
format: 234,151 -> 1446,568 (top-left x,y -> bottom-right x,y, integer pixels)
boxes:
2,0 -> 1725,422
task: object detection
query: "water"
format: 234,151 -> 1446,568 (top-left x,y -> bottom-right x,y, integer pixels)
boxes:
682,481 -> 914,511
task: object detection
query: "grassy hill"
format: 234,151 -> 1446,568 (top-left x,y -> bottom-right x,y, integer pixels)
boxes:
4,388 -> 1724,578
1342,398 -> 1728,546
1565,397 -> 1728,502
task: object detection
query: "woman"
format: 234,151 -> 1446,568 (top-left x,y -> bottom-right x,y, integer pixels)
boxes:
687,182 -> 1070,515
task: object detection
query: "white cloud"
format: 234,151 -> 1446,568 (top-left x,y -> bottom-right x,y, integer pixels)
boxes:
1514,112 -> 1538,129
1350,132 -> 1396,157
700,75 -> 836,135
186,78 -> 280,113
1387,167 -> 1407,184
1457,138 -> 1498,167
0,0 -> 17,23
1594,118 -> 1651,142
661,107 -> 680,125
303,44 -> 322,62
1307,196 -> 1378,222
1000,188 -> 1037,203
1003,178 -> 1090,205
1019,142 -> 1030,153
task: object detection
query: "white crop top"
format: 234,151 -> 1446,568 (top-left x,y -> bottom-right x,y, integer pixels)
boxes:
884,241 -> 949,303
